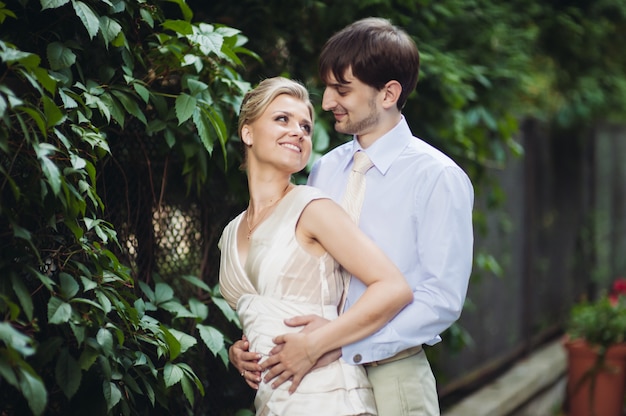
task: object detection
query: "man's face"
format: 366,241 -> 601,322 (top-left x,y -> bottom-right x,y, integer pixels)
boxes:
321,67 -> 380,138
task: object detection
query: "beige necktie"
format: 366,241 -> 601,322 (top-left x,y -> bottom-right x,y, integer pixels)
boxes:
341,151 -> 374,223
338,151 -> 374,313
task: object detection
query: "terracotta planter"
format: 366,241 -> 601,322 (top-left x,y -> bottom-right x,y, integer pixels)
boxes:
563,336 -> 626,416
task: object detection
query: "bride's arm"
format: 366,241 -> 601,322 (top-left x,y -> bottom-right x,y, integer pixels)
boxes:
261,199 -> 413,392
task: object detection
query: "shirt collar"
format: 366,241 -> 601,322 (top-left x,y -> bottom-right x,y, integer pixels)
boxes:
345,116 -> 412,175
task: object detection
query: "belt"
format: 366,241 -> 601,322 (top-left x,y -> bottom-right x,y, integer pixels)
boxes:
365,346 -> 423,367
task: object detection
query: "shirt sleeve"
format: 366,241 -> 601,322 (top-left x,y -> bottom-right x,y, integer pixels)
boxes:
402,165 -> 474,345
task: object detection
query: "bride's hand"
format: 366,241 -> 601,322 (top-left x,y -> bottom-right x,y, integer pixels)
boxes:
229,335 -> 262,389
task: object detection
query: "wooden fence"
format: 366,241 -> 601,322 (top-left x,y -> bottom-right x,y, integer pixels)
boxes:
436,119 -> 626,406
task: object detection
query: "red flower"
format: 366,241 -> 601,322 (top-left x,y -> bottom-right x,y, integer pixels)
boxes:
611,277 -> 626,296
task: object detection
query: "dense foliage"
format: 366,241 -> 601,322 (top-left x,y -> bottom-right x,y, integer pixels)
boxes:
2,0 -> 626,414
0,0 -> 252,414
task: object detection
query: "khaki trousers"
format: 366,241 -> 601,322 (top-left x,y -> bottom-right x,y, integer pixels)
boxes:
365,350 -> 440,416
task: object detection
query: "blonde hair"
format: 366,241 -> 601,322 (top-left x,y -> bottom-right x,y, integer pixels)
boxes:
238,77 -> 314,139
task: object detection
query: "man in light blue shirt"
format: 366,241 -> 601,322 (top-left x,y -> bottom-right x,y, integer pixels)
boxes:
231,17 -> 474,415
308,115 -> 473,367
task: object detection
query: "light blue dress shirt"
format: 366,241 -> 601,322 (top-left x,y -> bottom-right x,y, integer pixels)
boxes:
308,117 -> 474,365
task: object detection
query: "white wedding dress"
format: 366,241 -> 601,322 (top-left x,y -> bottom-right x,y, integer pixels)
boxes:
219,185 -> 376,416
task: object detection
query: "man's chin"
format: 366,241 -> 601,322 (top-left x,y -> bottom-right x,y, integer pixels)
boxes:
333,122 -> 352,135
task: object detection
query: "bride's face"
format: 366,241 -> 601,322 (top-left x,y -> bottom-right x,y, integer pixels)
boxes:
242,94 -> 313,174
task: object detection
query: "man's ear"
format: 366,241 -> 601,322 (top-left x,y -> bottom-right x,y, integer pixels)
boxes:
381,80 -> 402,110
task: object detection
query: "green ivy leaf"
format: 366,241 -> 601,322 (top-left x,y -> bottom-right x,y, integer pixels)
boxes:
181,274 -> 211,291
69,321 -> 85,346
18,105 -> 47,137
160,301 -> 196,319
98,355 -> 112,381
165,0 -> 193,21
0,94 -> 6,118
40,0 -> 70,11
1,295 -> 20,321
175,93 -> 197,125
132,82 -> 150,103
98,16 -> 122,46
11,273 -> 34,321
0,322 -> 34,356
121,373 -> 141,395
197,324 -> 225,357
204,105 -> 228,158
79,275 -> 97,292
138,281 -> 155,303
111,30 -> 126,48
154,282 -> 174,305
0,355 -> 19,387
99,92 -> 125,126
212,297 -> 239,325
55,348 -> 81,398
95,290 -> 112,314
46,42 -> 76,70
0,4 -> 16,23
180,375 -> 194,405
110,89 -> 146,125
102,381 -> 122,412
139,7 -> 153,28
36,142 -> 61,195
90,94 -> 111,122
58,89 -> 78,109
163,362 -> 184,388
189,24 -> 223,56
96,328 -> 114,357
177,362 -> 204,395
139,374 -> 155,405
32,67 -> 56,94
162,19 -> 193,35
188,298 -> 208,321
7,50 -> 40,69
72,1 -> 99,39
186,78 -> 208,96
11,223 -> 31,242
159,325 -> 181,360
59,272 -> 79,299
18,369 -> 47,416
47,297 -> 72,324
78,346 -> 99,371
168,328 -> 197,354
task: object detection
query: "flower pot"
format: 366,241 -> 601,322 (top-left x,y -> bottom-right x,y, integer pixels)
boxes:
563,336 -> 626,416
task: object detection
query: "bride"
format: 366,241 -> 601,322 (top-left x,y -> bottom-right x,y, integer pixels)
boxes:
218,77 -> 412,416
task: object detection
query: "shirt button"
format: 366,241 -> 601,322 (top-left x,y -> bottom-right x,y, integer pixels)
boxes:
353,354 -> 362,363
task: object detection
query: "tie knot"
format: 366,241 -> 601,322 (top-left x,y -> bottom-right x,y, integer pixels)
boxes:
352,151 -> 373,174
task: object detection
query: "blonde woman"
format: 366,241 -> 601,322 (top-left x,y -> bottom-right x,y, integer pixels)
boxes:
218,77 -> 412,416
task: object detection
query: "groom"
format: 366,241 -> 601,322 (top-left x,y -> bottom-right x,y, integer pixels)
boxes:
230,17 -> 474,415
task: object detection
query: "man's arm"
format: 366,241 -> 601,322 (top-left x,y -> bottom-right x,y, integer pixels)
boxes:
229,335 -> 262,389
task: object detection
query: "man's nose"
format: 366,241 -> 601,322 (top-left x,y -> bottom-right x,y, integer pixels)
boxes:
321,88 -> 335,111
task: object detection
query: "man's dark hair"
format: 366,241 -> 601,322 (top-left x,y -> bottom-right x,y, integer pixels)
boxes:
319,17 -> 420,110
